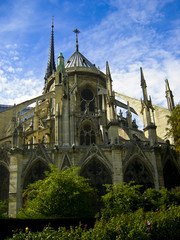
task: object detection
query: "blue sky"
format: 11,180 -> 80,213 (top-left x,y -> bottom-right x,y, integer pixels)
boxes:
0,0 -> 179,107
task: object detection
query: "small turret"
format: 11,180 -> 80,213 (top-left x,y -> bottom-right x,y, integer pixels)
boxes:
57,52 -> 65,72
44,19 -> 56,85
55,52 -> 66,85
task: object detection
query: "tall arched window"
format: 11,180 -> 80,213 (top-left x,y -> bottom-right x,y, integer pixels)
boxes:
80,158 -> 112,195
124,159 -> 154,189
80,88 -> 95,112
80,124 -> 96,145
23,161 -> 49,189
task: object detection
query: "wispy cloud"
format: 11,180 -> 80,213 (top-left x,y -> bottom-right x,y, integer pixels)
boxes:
78,0 -> 180,106
0,0 -> 179,109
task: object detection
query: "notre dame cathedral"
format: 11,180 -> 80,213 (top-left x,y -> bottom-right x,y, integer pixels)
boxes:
0,25 -> 180,217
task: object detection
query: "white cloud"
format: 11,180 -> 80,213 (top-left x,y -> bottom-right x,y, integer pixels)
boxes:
78,0 -> 180,108
25,71 -> 34,77
0,0 -> 179,111
5,66 -> 15,73
5,44 -> 18,49
12,56 -> 19,61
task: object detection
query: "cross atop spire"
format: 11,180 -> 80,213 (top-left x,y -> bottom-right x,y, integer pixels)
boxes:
73,28 -> 80,52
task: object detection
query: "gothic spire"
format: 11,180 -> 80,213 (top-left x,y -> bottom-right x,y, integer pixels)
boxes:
44,18 -> 56,85
106,61 -> 113,96
140,67 -> 147,88
140,67 -> 148,104
165,79 -> 175,111
106,61 -> 112,81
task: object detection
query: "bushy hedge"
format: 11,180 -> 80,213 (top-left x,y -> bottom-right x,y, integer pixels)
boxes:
101,182 -> 180,218
5,205 -> 180,240
3,179 -> 180,239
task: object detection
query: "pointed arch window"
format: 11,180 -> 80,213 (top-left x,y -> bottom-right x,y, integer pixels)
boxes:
124,159 -> 154,189
23,161 -> 50,189
80,158 -> 112,195
80,89 -> 95,112
80,124 -> 96,145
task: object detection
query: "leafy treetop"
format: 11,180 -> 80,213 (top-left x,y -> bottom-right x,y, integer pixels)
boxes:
18,165 -> 96,218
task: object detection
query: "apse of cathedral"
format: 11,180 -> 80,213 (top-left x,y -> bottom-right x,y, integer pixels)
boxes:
0,24 -> 180,217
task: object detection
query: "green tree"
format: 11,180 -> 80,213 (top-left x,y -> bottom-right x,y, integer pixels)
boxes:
167,104 -> 180,152
18,165 -> 96,218
142,187 -> 179,211
101,182 -> 180,218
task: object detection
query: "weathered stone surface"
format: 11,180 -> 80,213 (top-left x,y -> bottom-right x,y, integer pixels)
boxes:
0,32 -> 179,217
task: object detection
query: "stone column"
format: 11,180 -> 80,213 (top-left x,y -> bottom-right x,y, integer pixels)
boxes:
8,149 -> 23,218
55,83 -> 63,147
151,149 -> 160,190
62,98 -> 70,147
153,147 -> 165,189
112,148 -> 123,183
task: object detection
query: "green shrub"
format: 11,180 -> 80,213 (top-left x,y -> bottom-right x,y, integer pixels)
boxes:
101,182 -> 143,218
18,165 -> 96,218
7,206 -> 180,240
101,183 -> 180,218
8,181 -> 180,239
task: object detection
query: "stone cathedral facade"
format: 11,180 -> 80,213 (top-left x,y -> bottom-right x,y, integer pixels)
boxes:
0,26 -> 180,217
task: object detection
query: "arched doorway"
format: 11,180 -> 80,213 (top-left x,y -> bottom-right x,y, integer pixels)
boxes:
23,160 -> 50,189
124,159 -> 154,189
163,159 -> 180,189
0,165 -> 9,201
80,158 -> 112,195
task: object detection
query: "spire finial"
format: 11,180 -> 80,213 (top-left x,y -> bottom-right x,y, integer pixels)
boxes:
52,16 -> 54,28
73,28 -> 80,52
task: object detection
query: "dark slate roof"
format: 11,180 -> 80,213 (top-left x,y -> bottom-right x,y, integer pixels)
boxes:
65,50 -> 96,69
0,104 -> 12,112
0,105 -> 32,113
